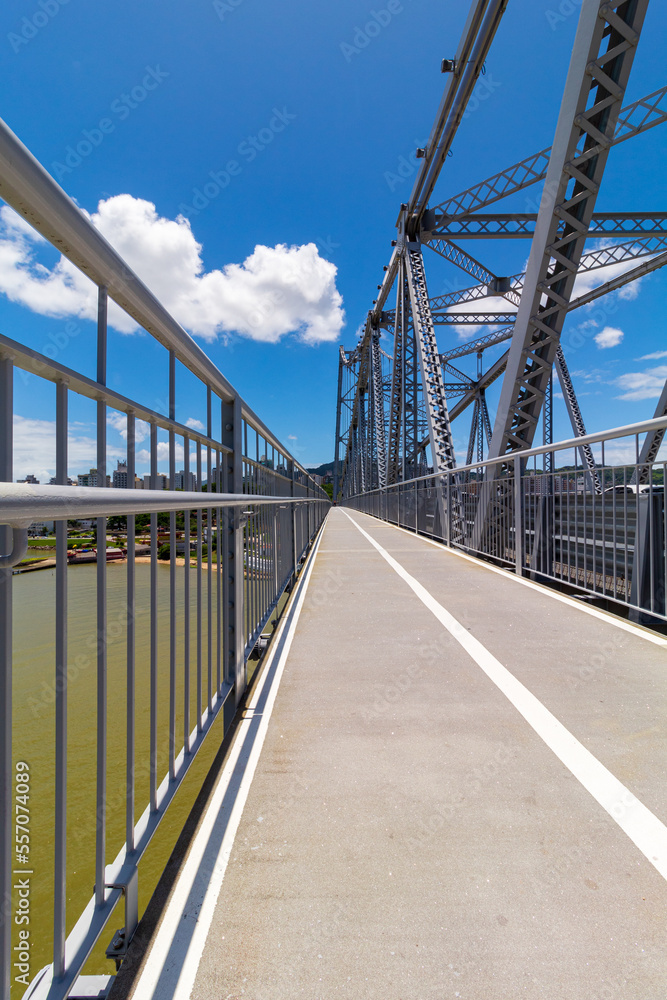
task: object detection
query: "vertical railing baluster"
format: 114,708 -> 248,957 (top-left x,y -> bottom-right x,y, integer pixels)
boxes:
0,357 -> 13,1000
183,435 -> 191,751
216,446 -> 222,695
149,422 -> 158,811
126,413 -> 136,852
196,444 -> 203,732
207,388 -> 213,715
169,353 -> 176,778
54,380 -> 68,978
95,285 -> 108,905
514,456 -> 523,577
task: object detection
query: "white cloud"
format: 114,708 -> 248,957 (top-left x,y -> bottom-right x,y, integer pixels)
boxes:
638,350 -> 667,361
288,434 -> 297,441
13,415 -> 124,481
447,295 -> 516,340
594,326 -> 623,349
107,412 -> 150,442
0,196 -> 345,344
616,365 -> 667,401
186,417 -> 205,431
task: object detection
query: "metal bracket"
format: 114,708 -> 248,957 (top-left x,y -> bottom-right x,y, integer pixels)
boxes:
67,976 -> 114,999
104,864 -> 138,969
0,525 -> 29,568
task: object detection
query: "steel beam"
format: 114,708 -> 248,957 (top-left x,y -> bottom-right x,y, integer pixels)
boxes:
489,0 -> 650,461
431,211 -> 667,240
554,345 -> 602,493
631,378 -> 667,484
430,85 -> 667,220
407,0 -> 509,220
370,331 -> 388,488
405,243 -> 457,473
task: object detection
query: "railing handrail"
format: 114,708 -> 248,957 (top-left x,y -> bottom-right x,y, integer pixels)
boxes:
0,484 -> 323,527
0,117 -> 314,482
342,414 -> 667,499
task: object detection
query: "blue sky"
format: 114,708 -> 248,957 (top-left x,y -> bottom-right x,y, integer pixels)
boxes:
1,0 -> 666,478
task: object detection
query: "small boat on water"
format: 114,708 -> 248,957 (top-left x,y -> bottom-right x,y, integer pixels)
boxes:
67,548 -> 126,564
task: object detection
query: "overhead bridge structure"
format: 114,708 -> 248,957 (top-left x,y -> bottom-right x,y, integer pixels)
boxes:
1,2 -> 667,999
334,0 -> 667,506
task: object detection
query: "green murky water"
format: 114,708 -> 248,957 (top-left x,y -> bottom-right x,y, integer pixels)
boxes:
10,561 -> 231,995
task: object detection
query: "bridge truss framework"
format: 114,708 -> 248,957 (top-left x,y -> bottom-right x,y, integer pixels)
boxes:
334,0 -> 667,518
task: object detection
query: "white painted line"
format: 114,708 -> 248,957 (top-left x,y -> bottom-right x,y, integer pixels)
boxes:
345,508 -> 667,648
131,522 -> 326,1000
341,508 -> 667,882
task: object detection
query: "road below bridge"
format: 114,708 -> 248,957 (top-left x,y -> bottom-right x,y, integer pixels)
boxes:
122,508 -> 667,1000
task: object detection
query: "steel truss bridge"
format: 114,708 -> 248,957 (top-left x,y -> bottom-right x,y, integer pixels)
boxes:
334,0 -> 667,521
1,2 -> 667,998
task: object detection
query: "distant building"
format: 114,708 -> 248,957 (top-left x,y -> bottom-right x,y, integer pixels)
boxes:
112,460 -> 129,489
134,476 -> 144,489
48,476 -> 76,486
28,521 -> 54,535
17,474 -> 39,484
78,468 -> 110,488
174,470 -> 197,491
144,473 -> 168,490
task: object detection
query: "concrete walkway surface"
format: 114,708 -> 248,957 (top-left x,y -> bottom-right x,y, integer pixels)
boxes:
127,508 -> 667,1000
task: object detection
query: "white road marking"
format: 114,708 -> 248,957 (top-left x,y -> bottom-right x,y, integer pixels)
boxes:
131,521 -> 327,1000
354,508 -> 667,647
341,508 -> 667,882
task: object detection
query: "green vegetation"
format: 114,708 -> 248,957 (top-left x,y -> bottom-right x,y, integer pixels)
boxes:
28,538 -> 90,550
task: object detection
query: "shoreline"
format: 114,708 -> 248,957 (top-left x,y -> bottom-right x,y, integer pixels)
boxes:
14,554 -> 216,574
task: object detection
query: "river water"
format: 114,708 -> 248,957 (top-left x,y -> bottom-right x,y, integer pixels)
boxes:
10,560 -> 229,995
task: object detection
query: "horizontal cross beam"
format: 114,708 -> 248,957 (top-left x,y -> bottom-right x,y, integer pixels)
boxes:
430,212 -> 667,240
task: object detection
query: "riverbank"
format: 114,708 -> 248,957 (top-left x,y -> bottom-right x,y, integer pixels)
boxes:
14,554 -> 219,574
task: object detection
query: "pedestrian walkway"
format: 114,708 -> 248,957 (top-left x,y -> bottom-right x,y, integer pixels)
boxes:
123,508 -> 667,1000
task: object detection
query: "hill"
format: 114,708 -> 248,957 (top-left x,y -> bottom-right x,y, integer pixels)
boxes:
306,461 -> 334,477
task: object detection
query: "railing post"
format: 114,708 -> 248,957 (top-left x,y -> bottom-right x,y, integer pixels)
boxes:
0,356 -> 12,1000
289,460 -> 297,581
54,380 -> 68,978
445,476 -> 451,547
514,455 -> 524,576
96,286 -> 108,902
222,397 -> 245,708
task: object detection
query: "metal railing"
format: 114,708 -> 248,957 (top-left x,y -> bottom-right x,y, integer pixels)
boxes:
342,416 -> 667,625
0,119 -> 329,1000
